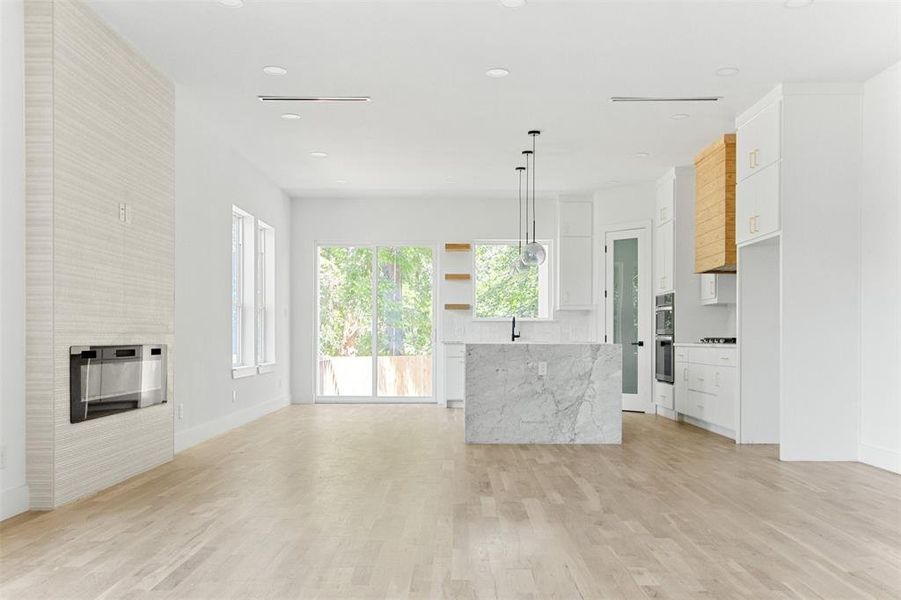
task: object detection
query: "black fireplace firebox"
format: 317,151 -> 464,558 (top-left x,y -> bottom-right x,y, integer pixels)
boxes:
69,345 -> 167,423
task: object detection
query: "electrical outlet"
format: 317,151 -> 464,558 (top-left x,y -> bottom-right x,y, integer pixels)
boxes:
118,203 -> 127,223
178,404 -> 184,420
0,444 -> 6,470
232,390 -> 237,403
538,361 -> 548,377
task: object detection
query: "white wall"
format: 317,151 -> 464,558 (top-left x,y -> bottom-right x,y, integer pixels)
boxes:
290,192 -> 620,403
737,237 -> 780,444
174,89 -> 292,451
859,61 -> 901,473
0,0 -> 29,521
780,88 -> 862,461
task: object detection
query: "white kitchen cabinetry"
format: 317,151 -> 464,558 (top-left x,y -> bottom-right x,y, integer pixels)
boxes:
654,380 -> 674,411
736,100 -> 781,182
557,199 -> 594,310
736,94 -> 782,248
656,177 -> 675,225
655,220 -> 674,294
654,176 -> 676,294
444,343 -> 465,407
673,344 -> 736,438
736,162 -> 781,246
700,273 -> 736,305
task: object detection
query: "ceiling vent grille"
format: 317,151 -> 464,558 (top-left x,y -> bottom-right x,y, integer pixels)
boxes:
610,96 -> 721,103
258,96 -> 371,103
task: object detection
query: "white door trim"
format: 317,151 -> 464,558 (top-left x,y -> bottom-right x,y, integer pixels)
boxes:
603,223 -> 653,413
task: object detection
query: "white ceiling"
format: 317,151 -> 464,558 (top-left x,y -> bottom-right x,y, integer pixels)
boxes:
88,0 -> 900,198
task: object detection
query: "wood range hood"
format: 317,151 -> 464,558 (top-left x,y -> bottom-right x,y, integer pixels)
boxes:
694,134 -> 737,273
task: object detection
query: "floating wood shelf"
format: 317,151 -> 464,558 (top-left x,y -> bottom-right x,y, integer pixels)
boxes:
444,303 -> 471,311
444,243 -> 471,252
444,273 -> 471,281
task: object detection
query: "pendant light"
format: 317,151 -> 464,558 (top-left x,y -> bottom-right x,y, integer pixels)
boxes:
510,166 -> 530,274
521,130 -> 546,266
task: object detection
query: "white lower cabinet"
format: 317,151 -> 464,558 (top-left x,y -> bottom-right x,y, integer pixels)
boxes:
673,345 -> 736,437
654,380 -> 674,410
444,343 -> 465,405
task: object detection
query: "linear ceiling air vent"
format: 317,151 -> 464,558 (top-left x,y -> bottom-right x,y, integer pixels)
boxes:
258,96 -> 371,103
610,96 -> 721,103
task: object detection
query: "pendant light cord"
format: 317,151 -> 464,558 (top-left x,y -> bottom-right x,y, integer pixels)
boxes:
531,132 -> 537,243
522,150 -> 532,244
517,167 -> 523,252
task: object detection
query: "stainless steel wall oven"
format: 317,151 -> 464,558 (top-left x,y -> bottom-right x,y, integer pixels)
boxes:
655,293 -> 674,383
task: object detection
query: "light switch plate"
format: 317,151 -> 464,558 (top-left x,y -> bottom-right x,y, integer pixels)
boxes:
538,361 -> 548,377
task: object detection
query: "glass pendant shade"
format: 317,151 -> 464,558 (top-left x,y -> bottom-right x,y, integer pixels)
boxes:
521,241 -> 546,266
510,254 -> 530,274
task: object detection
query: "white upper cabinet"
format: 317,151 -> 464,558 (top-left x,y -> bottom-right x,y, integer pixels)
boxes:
655,220 -> 674,294
557,199 -> 593,309
736,92 -> 782,248
736,161 -> 781,246
656,177 -> 675,225
737,100 -> 781,182
558,201 -> 593,236
559,236 -> 593,308
700,273 -> 736,305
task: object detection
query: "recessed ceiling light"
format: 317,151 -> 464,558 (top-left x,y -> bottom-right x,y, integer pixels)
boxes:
499,0 -> 527,7
607,180 -> 621,185
635,152 -> 650,158
263,66 -> 287,76
671,113 -> 690,120
715,67 -> 740,77
218,0 -> 243,7
485,68 -> 510,79
310,151 -> 328,158
280,113 -> 300,120
784,0 -> 813,8
335,179 -> 347,184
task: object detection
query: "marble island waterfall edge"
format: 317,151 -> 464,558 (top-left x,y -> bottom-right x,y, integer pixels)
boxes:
464,343 -> 623,444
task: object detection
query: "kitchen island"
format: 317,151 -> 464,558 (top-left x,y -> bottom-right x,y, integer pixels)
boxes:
464,343 -> 622,444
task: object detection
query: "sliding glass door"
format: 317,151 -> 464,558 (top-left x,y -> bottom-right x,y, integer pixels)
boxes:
317,245 -> 434,401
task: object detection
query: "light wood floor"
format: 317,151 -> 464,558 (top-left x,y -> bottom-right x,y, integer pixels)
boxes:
2,406 -> 900,600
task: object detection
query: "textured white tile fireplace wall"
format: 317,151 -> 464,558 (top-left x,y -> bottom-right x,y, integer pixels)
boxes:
24,0 -> 175,509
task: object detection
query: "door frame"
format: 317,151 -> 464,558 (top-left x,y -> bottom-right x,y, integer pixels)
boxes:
601,222 -> 654,413
313,240 -> 438,404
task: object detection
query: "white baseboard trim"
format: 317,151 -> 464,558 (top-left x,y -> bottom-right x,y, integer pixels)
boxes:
680,414 -> 736,441
655,406 -> 678,421
175,396 -> 290,453
859,443 -> 901,474
1,484 -> 30,522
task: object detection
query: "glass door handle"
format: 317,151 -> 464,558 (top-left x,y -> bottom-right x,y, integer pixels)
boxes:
630,341 -> 644,347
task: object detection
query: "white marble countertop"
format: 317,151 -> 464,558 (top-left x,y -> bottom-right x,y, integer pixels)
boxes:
674,343 -> 737,348
464,343 -> 622,445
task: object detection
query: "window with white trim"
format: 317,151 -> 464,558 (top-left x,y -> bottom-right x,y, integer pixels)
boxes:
473,240 -> 552,320
256,221 -> 276,367
232,206 -> 255,372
